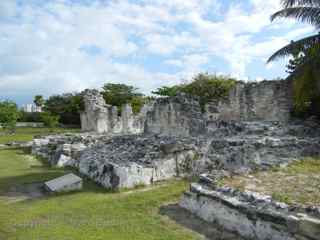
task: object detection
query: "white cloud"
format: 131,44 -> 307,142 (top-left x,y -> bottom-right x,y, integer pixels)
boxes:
0,0 -> 316,103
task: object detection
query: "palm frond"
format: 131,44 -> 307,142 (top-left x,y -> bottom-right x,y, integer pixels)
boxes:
281,0 -> 320,8
271,7 -> 320,27
267,33 -> 320,63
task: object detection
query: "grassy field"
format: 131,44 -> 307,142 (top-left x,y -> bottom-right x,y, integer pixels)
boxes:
221,158 -> 320,206
0,130 -> 201,240
0,127 -> 80,144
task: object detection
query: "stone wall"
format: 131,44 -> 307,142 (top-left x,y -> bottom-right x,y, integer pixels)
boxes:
144,94 -> 205,137
80,89 -> 151,134
206,79 -> 293,122
180,177 -> 320,240
81,80 -> 293,136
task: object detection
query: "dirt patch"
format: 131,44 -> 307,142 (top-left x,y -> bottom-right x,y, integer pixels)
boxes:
221,158 -> 320,206
159,204 -> 244,240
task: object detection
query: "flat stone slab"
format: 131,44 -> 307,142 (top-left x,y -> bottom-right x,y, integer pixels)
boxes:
44,173 -> 82,192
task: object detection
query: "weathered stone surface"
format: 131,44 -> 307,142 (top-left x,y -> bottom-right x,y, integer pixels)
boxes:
81,80 -> 294,135
202,121 -> 320,171
78,135 -> 199,189
44,173 -> 82,192
32,133 -> 110,167
213,79 -> 293,122
297,214 -> 320,240
180,178 -> 320,240
32,120 -> 320,189
80,89 -> 152,134
144,93 -> 205,137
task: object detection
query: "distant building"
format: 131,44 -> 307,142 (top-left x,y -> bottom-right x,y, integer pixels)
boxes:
22,103 -> 42,113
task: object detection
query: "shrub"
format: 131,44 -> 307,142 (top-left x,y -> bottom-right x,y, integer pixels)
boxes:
151,86 -> 181,97
0,101 -> 21,133
40,112 -> 60,130
101,83 -> 150,115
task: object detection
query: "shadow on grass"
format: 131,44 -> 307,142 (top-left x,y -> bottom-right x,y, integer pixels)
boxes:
0,172 -> 114,202
159,204 -> 243,240
0,167 -> 113,203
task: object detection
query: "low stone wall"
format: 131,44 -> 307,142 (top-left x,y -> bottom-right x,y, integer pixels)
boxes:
0,122 -> 44,128
180,178 -> 320,240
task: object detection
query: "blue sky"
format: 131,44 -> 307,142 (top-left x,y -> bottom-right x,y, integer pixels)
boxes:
0,0 -> 316,105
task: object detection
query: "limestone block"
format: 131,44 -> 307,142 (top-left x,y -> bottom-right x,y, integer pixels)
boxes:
44,173 -> 82,192
297,214 -> 320,240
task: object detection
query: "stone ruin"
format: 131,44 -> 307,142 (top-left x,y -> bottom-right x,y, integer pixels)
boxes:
32,79 -> 320,187
80,89 -> 152,134
80,79 -> 293,135
180,174 -> 320,240
32,79 -> 320,239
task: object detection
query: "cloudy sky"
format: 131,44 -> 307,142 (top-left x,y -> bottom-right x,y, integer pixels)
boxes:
0,0 -> 316,105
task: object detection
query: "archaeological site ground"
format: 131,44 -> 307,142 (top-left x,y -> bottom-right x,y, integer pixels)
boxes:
0,79 -> 319,240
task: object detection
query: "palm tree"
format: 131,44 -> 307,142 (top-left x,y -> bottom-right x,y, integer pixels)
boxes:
268,0 -> 320,114
34,95 -> 44,107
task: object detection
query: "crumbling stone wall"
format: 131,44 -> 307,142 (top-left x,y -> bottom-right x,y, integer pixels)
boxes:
144,94 -> 205,137
81,80 -> 293,135
80,89 -> 150,134
206,79 -> 293,122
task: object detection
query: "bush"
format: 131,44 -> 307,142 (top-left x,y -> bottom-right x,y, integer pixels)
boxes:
101,83 -> 149,115
0,101 -> 21,133
40,112 -> 60,129
152,86 -> 181,97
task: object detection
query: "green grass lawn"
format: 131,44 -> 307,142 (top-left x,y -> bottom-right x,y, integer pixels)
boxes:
0,130 -> 200,240
0,127 -> 80,144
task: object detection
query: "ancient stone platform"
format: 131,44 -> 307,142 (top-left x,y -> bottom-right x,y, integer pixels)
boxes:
33,120 -> 320,190
44,173 -> 83,192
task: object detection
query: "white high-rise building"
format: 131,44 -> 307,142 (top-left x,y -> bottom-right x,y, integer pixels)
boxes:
22,104 -> 42,113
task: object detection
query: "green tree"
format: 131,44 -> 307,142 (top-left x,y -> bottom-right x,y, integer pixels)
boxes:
33,95 -> 44,107
152,86 -> 181,97
101,83 -> 145,113
152,73 -> 236,111
268,0 -> 320,115
40,112 -> 60,130
44,93 -> 84,125
0,101 -> 21,134
182,73 -> 236,109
